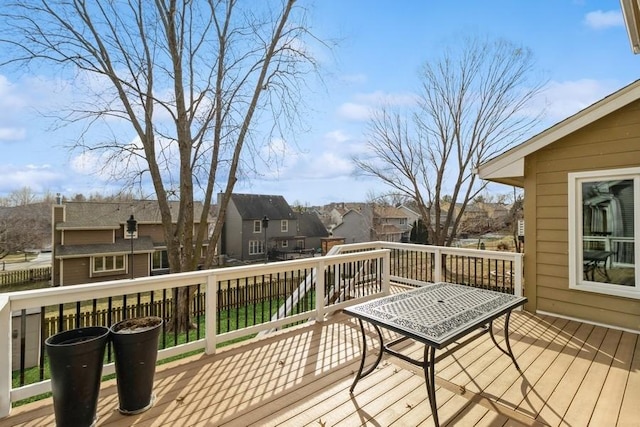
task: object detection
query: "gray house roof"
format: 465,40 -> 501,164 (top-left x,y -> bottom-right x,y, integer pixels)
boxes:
230,194 -> 295,221
296,211 -> 329,238
57,200 -> 211,229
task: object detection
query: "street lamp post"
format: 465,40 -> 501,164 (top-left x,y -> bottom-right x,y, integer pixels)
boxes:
126,214 -> 137,279
262,216 -> 269,263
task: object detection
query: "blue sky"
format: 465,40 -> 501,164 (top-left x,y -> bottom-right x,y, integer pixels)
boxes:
0,0 -> 638,205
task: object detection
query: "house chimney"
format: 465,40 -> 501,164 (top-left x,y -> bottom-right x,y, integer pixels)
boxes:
56,193 -> 62,204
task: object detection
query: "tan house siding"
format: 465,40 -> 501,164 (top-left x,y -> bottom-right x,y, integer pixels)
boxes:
52,205 -> 64,288
527,100 -> 640,330
523,153 -> 537,314
59,253 -> 149,286
64,229 -> 113,245
59,258 -> 89,286
52,200 -> 212,286
133,224 -> 165,243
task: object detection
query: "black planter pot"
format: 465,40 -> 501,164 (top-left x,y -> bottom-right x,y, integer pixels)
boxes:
110,316 -> 163,415
45,326 -> 110,427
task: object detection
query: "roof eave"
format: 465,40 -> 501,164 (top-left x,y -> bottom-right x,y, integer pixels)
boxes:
477,79 -> 640,185
621,0 -> 640,54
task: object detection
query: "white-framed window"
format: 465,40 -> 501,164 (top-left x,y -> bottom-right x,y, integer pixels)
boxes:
569,167 -> 639,298
124,230 -> 138,239
249,240 -> 264,255
281,240 -> 288,248
253,220 -> 262,233
281,220 -> 288,232
152,250 -> 169,270
92,254 -> 126,273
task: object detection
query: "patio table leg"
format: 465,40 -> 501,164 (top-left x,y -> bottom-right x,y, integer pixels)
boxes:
488,311 -> 520,370
422,345 -> 439,427
350,318 -> 384,393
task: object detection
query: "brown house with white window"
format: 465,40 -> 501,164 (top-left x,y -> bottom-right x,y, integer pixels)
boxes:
477,79 -> 640,332
52,200 -> 213,286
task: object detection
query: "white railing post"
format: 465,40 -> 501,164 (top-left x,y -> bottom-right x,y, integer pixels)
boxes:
316,259 -> 326,322
382,250 -> 391,294
434,247 -> 443,282
0,296 -> 11,418
205,273 -> 217,355
513,253 -> 524,297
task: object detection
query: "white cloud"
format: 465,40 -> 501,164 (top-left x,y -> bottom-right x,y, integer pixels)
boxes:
336,90 -> 418,122
0,75 -> 28,109
324,130 -> 350,144
540,79 -> 619,121
0,127 -> 26,141
584,10 -> 623,29
337,102 -> 372,121
305,151 -> 353,178
0,164 -> 63,194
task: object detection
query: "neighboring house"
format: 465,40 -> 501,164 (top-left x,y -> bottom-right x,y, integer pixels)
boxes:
477,80 -> 640,332
325,202 -> 367,231
397,204 -> 420,230
372,205 -> 411,242
52,200 -> 213,286
482,202 -> 511,223
332,204 -> 411,244
332,209 -> 371,244
220,193 -> 327,262
295,210 -> 329,253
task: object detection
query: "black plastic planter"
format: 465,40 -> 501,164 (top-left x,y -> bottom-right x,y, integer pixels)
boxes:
110,316 -> 163,415
45,326 -> 110,427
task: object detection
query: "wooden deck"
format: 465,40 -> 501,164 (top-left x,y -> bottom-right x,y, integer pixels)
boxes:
2,307 -> 640,426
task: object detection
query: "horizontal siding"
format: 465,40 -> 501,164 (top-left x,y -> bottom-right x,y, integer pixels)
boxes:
538,286 -> 640,316
537,218 -> 568,231
536,229 -> 568,243
536,182 -> 567,196
537,252 -> 568,267
537,240 -> 568,254
61,254 -> 149,286
536,206 -> 567,220
61,257 -> 90,285
530,99 -> 640,330
144,225 -> 166,243
64,229 -> 113,245
537,151 -> 640,174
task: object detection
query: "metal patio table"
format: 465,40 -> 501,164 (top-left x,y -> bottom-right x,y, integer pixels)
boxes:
344,282 -> 527,427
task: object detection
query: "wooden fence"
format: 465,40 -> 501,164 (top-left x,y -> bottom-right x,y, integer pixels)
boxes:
0,267 -> 51,287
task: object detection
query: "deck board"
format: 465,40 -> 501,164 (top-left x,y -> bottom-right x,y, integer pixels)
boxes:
1,306 -> 638,427
590,331 -> 636,426
618,334 -> 640,426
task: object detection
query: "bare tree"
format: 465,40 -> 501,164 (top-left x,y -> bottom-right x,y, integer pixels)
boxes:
1,0 -> 322,331
2,187 -> 38,207
353,35 -> 545,246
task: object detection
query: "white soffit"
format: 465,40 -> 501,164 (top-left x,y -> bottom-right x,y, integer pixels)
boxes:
620,0 -> 640,54
477,79 -> 640,181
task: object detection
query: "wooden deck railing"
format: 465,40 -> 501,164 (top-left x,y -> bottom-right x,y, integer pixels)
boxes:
0,242 -> 523,418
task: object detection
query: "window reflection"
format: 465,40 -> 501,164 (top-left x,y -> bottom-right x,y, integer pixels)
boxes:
582,179 -> 635,286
